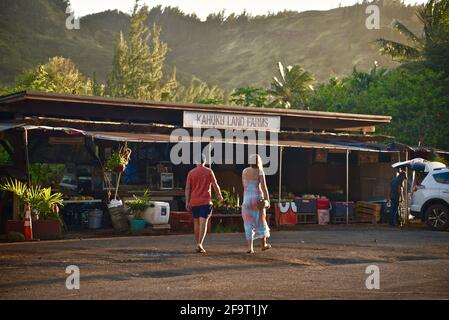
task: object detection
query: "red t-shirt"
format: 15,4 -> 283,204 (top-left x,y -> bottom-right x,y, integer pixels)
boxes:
186,166 -> 217,207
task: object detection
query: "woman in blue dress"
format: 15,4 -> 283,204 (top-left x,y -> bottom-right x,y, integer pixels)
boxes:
241,154 -> 271,254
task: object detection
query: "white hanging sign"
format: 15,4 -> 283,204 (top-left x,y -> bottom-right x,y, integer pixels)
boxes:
183,111 -> 280,132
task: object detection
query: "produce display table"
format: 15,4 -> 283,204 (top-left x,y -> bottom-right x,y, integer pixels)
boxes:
63,200 -> 102,204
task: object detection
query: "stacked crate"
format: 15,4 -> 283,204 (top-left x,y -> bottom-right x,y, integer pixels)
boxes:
355,201 -> 382,224
317,198 -> 331,225
294,198 -> 317,224
330,202 -> 355,224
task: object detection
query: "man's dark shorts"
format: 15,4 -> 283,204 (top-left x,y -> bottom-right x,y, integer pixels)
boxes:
192,205 -> 212,219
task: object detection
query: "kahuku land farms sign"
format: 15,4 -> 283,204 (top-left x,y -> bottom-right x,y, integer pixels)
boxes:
183,111 -> 280,132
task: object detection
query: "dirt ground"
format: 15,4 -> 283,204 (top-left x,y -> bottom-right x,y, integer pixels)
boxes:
0,225 -> 448,300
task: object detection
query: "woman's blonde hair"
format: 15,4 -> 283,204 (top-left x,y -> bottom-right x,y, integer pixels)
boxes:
249,154 -> 263,171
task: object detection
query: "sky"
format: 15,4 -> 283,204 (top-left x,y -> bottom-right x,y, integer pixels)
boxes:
69,0 -> 426,20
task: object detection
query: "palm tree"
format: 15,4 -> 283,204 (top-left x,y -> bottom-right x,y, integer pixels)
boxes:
376,0 -> 449,64
268,62 -> 314,109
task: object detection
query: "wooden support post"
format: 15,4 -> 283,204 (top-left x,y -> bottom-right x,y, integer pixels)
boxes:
277,146 -> 283,226
24,128 -> 31,185
404,150 -> 409,226
346,149 -> 349,225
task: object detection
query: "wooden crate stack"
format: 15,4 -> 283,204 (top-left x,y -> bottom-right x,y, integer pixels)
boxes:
355,201 -> 382,224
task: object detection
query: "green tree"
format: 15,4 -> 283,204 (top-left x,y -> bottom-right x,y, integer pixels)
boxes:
3,56 -> 92,95
173,78 -> 225,104
268,62 -> 314,109
309,65 -> 449,150
0,143 -> 11,164
91,72 -> 105,97
376,0 -> 449,74
308,76 -> 355,113
230,87 -> 269,107
358,67 -> 449,150
348,64 -> 388,94
106,1 -> 177,101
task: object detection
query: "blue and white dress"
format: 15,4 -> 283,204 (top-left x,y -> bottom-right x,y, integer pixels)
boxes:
241,173 -> 270,241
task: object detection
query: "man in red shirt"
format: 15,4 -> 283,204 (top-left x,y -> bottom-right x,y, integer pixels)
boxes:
186,154 -> 223,253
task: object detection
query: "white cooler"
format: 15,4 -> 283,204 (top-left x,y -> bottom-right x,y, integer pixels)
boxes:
144,201 -> 170,225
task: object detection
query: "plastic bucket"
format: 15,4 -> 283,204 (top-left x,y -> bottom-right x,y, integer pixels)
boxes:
130,219 -> 146,236
88,210 -> 103,229
108,205 -> 129,233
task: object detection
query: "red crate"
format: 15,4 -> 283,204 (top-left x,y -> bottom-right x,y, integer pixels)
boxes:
316,198 -> 330,209
169,211 -> 193,232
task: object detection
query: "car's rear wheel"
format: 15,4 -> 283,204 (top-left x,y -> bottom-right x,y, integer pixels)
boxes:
425,204 -> 449,231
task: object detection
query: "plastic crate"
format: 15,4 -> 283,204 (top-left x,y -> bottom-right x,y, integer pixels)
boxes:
294,198 -> 317,213
297,213 -> 317,224
331,201 -> 354,218
331,216 -> 355,224
316,198 -> 330,209
169,211 -> 193,232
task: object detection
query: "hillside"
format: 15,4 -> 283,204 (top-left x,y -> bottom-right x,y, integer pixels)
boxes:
0,0 -> 422,89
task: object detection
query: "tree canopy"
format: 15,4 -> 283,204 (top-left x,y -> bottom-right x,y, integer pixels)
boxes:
106,1 -> 177,100
268,62 -> 314,109
376,0 -> 449,75
2,56 -> 92,95
308,65 -> 449,150
230,87 -> 269,108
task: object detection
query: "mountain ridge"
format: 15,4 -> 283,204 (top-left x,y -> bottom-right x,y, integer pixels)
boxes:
0,0 -> 422,89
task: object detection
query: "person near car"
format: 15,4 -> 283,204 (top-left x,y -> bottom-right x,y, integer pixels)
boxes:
185,154 -> 223,253
390,168 -> 406,227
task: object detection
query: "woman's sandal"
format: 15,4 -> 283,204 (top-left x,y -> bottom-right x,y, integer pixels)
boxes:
196,246 -> 207,254
262,244 -> 272,251
246,250 -> 255,254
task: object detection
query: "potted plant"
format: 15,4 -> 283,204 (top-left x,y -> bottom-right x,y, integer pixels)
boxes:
1,178 -> 64,240
125,190 -> 154,236
106,147 -> 131,173
213,190 -> 240,215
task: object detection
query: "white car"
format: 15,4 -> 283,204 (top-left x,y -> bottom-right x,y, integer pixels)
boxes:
394,159 -> 449,231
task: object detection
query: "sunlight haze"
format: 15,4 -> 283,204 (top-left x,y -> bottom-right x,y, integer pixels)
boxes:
69,0 -> 427,19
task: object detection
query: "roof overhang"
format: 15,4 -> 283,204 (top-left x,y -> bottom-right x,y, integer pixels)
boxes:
0,91 -> 392,132
22,125 -> 398,153
0,122 -> 24,132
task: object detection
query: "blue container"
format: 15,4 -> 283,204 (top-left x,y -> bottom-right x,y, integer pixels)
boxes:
129,219 -> 146,236
294,198 -> 317,213
331,202 -> 354,218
